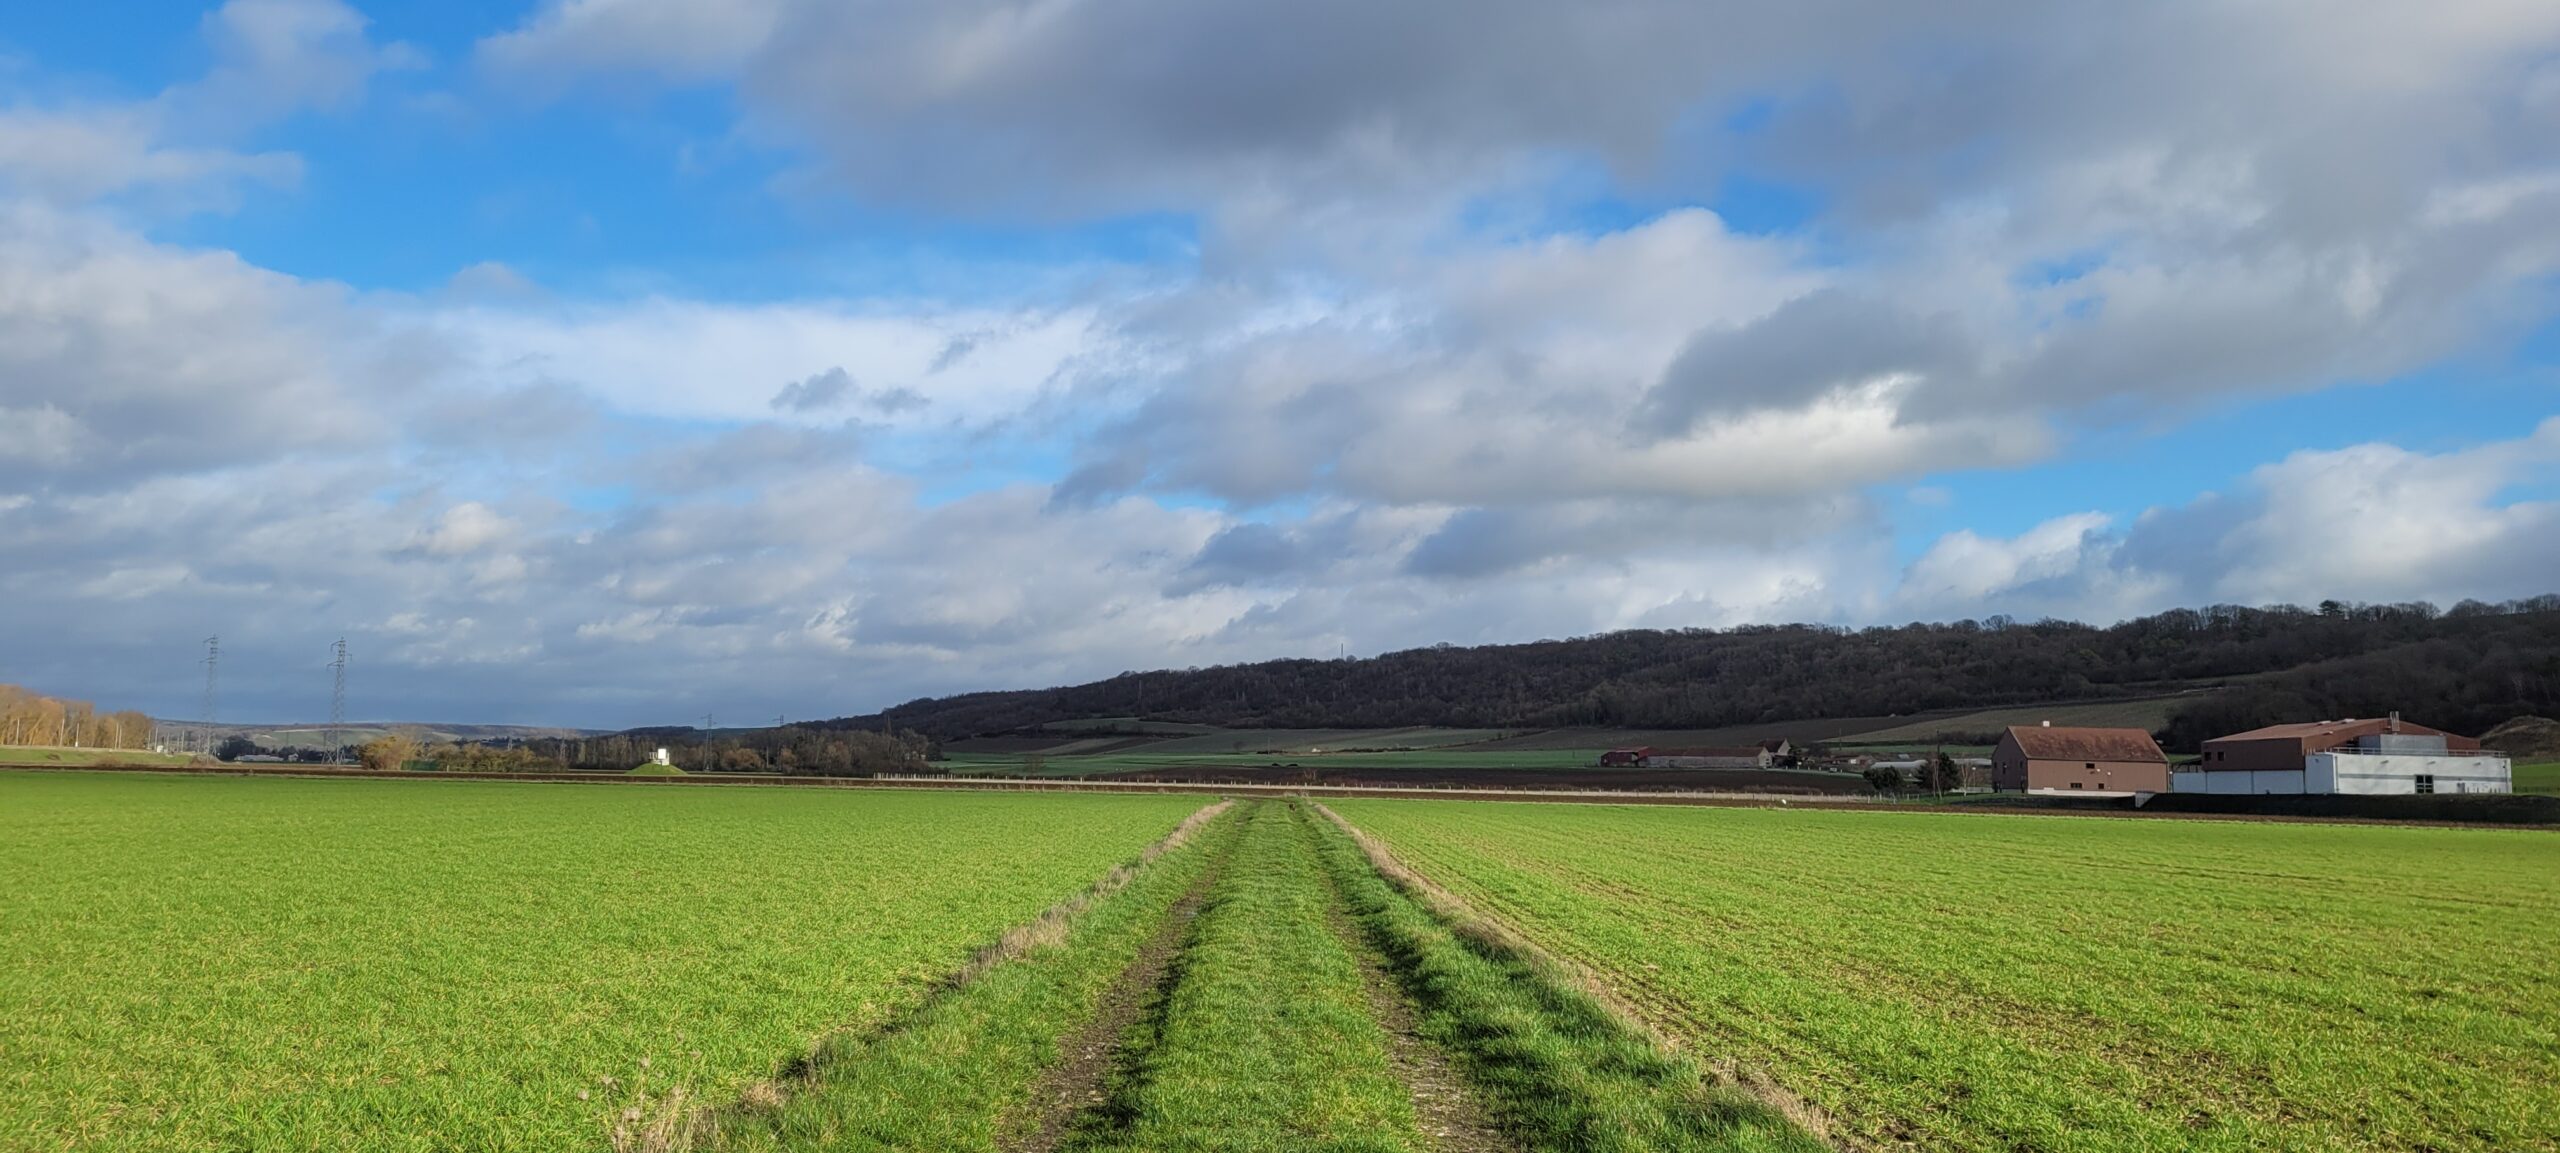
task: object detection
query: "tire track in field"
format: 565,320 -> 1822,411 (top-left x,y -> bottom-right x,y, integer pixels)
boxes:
1318,803 -> 1845,1150
997,816 -> 1238,1153
1299,804 -> 1513,1153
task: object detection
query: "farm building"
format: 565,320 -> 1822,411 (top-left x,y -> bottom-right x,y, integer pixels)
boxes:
1991,724 -> 2169,794
1641,746 -> 1772,770
2195,715 -> 2479,772
1598,747 -> 1650,767
2176,715 -> 2510,795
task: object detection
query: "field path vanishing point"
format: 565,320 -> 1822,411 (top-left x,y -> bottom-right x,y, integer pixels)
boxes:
1056,800 -> 1440,1153
1029,799 -> 1814,1153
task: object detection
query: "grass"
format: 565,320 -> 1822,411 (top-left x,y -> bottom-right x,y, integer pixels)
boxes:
703,803 -> 1241,1152
715,798 -> 1824,1153
0,773 -> 1202,1151
1065,801 -> 1422,1152
2518,761 -> 2560,796
626,762 -> 688,776
1307,805 -> 1825,1152
0,746 -> 195,767
1332,800 -> 2560,1152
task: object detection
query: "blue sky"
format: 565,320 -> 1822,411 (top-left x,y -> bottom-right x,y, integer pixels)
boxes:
2,0 -> 2557,726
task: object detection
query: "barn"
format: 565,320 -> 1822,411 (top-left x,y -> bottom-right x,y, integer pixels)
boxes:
1992,724 -> 2169,794
2177,715 -> 2510,795
1640,746 -> 1772,770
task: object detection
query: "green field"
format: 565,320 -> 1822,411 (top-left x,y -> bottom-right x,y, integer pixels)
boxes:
1069,801 -> 1422,1151
2520,761 -> 2560,795
0,773 -> 1199,1151
1331,800 -> 2560,1151
0,746 -> 195,768
706,797 -> 1817,1152
12,770 -> 2555,1151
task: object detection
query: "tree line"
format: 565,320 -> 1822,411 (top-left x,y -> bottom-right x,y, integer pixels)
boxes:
817,597 -> 2560,751
329,727 -> 938,776
0,685 -> 154,751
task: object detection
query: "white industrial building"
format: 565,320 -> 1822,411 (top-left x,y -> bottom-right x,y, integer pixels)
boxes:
2173,729 -> 2511,796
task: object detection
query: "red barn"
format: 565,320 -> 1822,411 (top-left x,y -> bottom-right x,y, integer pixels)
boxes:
1992,725 -> 2168,793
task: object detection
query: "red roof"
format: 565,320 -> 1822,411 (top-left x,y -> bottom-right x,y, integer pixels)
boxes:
2002,726 -> 2165,763
2210,718 -> 2462,742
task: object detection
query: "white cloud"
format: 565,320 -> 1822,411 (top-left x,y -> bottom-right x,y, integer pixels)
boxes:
437,298 -> 1104,428
2192,423 -> 2560,605
9,0 -> 2560,728
182,0 -> 425,124
412,503 -> 518,556
0,107 -> 301,207
0,0 -> 411,211
1894,423 -> 2560,622
0,204 -> 382,490
479,0 -> 787,84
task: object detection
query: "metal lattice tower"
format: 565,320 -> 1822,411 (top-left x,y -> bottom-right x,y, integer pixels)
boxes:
200,636 -> 220,754
329,638 -> 348,762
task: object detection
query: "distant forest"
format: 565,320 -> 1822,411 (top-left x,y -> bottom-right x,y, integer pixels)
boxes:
817,597 -> 2560,751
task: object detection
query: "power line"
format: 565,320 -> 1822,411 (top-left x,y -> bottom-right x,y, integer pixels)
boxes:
329,638 -> 348,763
200,636 -> 220,755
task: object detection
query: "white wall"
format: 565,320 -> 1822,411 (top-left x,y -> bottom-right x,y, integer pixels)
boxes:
2306,752 -> 2512,795
2171,769 -> 2306,795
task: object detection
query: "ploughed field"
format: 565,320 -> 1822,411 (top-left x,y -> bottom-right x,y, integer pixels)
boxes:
0,774 -> 1199,1151
1332,800 -> 2560,1152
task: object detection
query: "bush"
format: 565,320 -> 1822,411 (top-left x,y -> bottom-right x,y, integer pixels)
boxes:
357,733 -> 420,772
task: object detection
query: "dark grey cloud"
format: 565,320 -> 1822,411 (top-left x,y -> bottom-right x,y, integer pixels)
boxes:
1638,290 -> 1969,433
1404,497 -> 1870,581
1167,515 -> 1368,595
769,366 -> 854,412
769,366 -> 933,416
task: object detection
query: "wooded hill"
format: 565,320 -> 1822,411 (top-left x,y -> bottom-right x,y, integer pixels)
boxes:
823,598 -> 2560,752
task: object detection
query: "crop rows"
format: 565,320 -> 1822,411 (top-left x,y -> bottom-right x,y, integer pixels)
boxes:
1331,799 -> 2560,1152
0,773 -> 1200,1151
705,798 -> 1812,1152
15,771 -> 2551,1152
